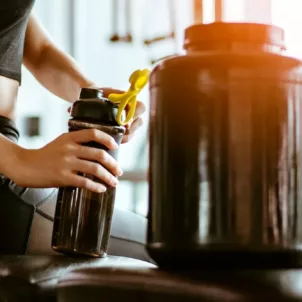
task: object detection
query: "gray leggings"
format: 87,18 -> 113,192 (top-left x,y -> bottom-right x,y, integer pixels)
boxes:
0,179 -> 57,254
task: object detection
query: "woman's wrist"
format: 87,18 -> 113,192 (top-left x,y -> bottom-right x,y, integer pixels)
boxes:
4,144 -> 39,187
6,147 -> 27,183
0,135 -> 24,180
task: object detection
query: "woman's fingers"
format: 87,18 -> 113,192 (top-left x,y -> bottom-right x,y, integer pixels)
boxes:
67,113 -> 144,147
133,101 -> 146,119
122,117 -> 143,143
96,88 -> 146,120
122,133 -> 135,144
77,146 -> 123,176
128,117 -> 143,134
68,174 -> 107,193
59,129 -> 123,191
100,87 -> 124,97
73,159 -> 119,188
69,129 -> 118,150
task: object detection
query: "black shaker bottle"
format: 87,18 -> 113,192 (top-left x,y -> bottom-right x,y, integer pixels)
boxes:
52,88 -> 126,257
147,22 -> 302,269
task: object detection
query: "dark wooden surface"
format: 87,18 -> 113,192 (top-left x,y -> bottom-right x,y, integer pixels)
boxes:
1,255 -> 302,301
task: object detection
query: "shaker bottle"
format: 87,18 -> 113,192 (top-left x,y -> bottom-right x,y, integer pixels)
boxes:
51,88 -> 126,257
147,22 -> 302,269
52,69 -> 150,257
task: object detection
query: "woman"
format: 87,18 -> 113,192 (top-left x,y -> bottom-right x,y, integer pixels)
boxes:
0,1 -> 146,255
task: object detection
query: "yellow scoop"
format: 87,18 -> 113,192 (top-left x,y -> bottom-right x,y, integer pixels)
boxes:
108,69 -> 150,126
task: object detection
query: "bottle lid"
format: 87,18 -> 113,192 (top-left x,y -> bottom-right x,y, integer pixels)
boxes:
71,88 -> 126,126
79,87 -> 103,99
108,69 -> 150,126
184,22 -> 286,52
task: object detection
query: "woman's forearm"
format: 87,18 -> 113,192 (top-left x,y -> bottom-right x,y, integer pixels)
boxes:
29,44 -> 95,102
23,14 -> 95,102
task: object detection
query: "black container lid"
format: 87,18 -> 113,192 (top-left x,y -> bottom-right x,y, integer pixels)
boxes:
71,88 -> 126,126
79,87 -> 103,99
184,22 -> 286,51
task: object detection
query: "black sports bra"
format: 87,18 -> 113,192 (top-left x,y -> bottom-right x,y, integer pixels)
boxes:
0,0 -> 35,84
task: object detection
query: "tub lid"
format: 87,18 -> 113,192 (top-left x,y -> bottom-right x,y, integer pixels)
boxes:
184,22 -> 286,51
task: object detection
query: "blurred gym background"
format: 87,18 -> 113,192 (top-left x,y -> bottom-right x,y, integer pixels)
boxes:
15,0 -> 302,217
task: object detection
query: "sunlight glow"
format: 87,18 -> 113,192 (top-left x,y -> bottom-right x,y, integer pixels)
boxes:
272,0 -> 302,58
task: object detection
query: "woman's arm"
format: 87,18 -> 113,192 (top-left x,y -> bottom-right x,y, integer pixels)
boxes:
23,14 -> 94,102
23,13 -> 146,143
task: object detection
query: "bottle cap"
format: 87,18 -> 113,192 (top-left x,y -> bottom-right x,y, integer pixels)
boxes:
108,69 -> 150,126
71,88 -> 126,126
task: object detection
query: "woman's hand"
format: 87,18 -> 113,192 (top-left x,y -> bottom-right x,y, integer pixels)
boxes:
10,129 -> 123,193
69,87 -> 146,143
98,87 -> 147,143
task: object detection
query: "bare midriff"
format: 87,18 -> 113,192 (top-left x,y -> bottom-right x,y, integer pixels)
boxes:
0,75 -> 19,121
